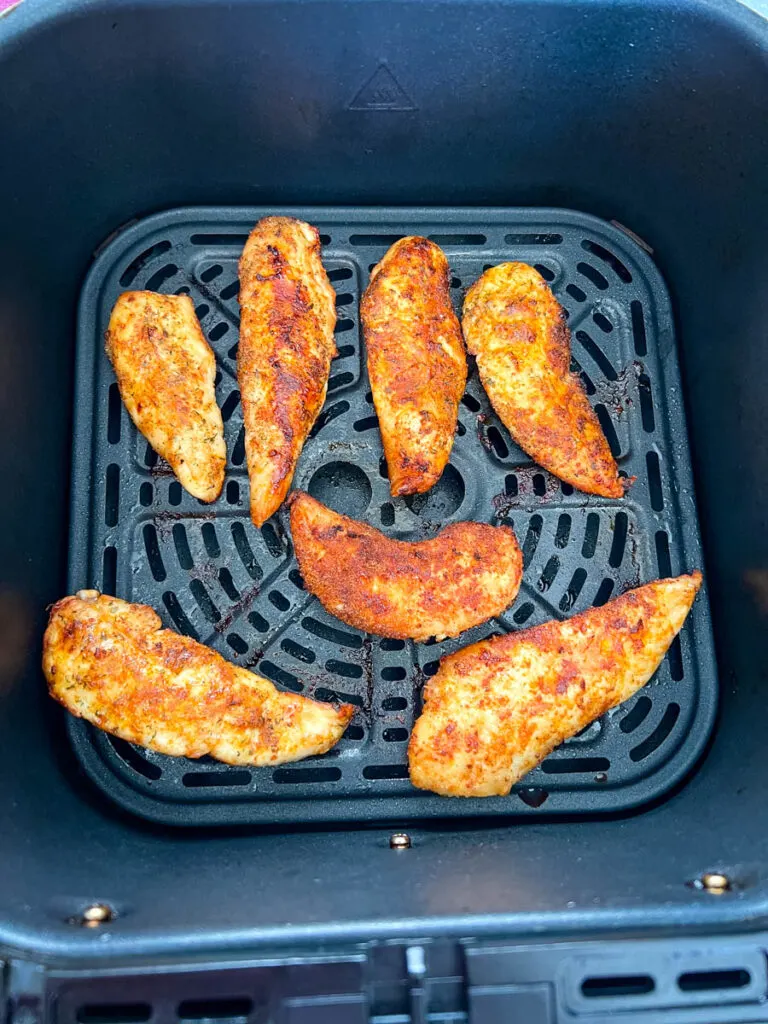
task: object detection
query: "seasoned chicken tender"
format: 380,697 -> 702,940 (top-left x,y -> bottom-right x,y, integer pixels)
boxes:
289,491 -> 523,641
463,263 -> 627,498
106,291 -> 226,502
362,237 -> 467,495
238,217 -> 336,526
409,572 -> 702,797
43,591 -> 354,765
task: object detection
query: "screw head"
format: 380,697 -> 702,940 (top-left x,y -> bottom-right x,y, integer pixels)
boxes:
75,902 -> 116,927
699,872 -> 731,894
390,832 -> 412,850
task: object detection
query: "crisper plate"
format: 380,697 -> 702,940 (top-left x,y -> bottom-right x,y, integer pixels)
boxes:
67,207 -> 717,826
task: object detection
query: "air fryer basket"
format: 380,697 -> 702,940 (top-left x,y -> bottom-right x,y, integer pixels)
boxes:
3,0 -> 768,971
67,206 -> 716,826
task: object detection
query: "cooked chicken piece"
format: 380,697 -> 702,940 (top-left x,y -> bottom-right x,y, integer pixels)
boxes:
238,217 -> 337,526
362,237 -> 467,495
106,291 -> 226,502
43,591 -> 353,765
409,572 -> 702,796
463,262 -> 627,498
289,491 -> 523,641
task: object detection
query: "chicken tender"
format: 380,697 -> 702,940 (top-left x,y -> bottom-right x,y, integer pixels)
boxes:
463,262 -> 627,498
289,491 -> 523,641
362,237 -> 467,495
43,591 -> 354,765
238,217 -> 337,526
409,572 -> 701,796
106,291 -> 226,502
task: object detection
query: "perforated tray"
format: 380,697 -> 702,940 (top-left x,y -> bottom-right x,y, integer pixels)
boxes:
67,207 -> 717,826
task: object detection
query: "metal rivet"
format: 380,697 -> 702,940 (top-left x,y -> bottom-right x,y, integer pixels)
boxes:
699,872 -> 731,894
390,832 -> 412,850
73,902 -> 116,926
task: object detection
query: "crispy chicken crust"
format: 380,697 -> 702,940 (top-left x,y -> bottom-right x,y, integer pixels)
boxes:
238,217 -> 337,526
289,491 -> 523,642
43,591 -> 353,765
362,237 -> 467,495
463,262 -> 627,498
106,291 -> 226,502
409,572 -> 702,796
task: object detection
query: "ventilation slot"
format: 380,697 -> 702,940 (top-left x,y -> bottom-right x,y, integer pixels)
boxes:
162,591 -> 198,638
630,703 -> 680,761
143,523 -> 165,581
119,240 -> 172,286
581,239 -> 632,282
382,666 -> 406,681
620,695 -> 652,733
647,451 -> 664,510
282,638 -> 315,664
326,658 -> 362,679
576,330 -> 618,381
577,262 -> 609,291
105,464 -> 120,527
310,400 -> 350,437
302,617 -> 363,648
639,373 -> 655,432
363,764 -> 409,780
566,283 -> 586,303
190,233 -> 248,246
328,371 -> 354,392
145,264 -> 178,291
595,404 -> 620,457
182,770 -> 251,788
608,511 -> 628,568
677,969 -> 750,992
560,568 -> 587,612
383,696 -> 407,711
226,632 -> 248,655
77,1004 -> 153,1024
259,660 -> 302,692
328,266 -> 353,282
274,766 -> 341,784
505,232 -> 563,245
109,737 -> 162,781
631,300 -> 647,355
383,728 -> 408,742
168,481 -> 182,506
428,233 -> 487,245
107,384 -> 122,444
581,975 -> 655,998
178,998 -> 253,1021
350,233 -> 404,246
220,280 -> 240,301
200,263 -> 223,283
542,757 -> 610,774
261,523 -> 283,558
521,514 -> 543,569
102,547 -> 117,595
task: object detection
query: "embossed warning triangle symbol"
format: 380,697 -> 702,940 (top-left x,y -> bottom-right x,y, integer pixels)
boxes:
348,63 -> 416,111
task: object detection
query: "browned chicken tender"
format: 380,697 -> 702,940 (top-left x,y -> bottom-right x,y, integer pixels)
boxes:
463,262 -> 627,498
238,217 -> 337,526
409,572 -> 702,797
289,491 -> 523,641
106,291 -> 226,502
362,237 -> 467,496
43,591 -> 354,765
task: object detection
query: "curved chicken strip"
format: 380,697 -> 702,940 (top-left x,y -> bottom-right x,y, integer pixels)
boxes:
409,572 -> 702,796
362,237 -> 467,495
43,591 -> 353,765
289,491 -> 523,641
463,263 -> 627,498
238,217 -> 337,526
106,291 -> 226,502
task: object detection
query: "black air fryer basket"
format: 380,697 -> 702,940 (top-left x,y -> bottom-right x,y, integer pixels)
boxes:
3,0 -> 768,1019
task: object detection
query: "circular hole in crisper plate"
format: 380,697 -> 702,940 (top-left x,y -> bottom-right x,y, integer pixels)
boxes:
404,464 -> 465,519
308,460 -> 372,517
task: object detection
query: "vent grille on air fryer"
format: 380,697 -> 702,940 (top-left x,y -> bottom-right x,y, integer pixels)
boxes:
66,207 -> 717,825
